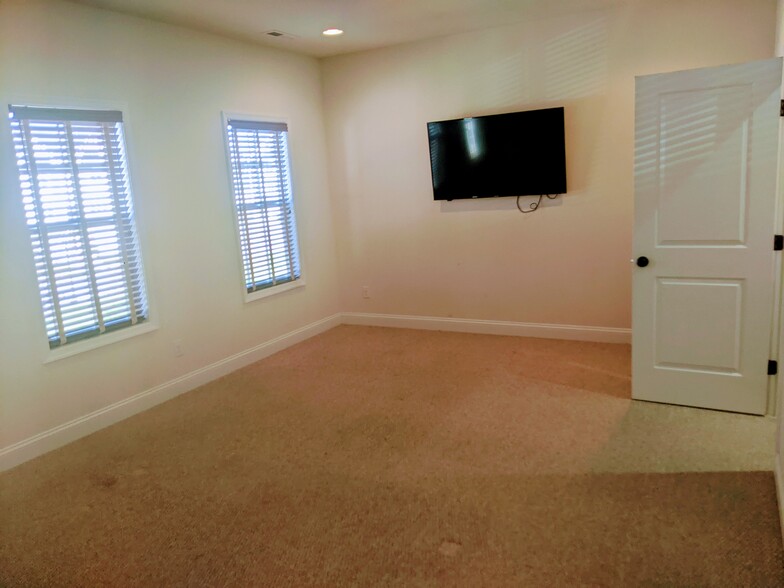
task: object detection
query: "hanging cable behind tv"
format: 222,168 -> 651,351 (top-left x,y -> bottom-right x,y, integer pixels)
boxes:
516,194 -> 560,214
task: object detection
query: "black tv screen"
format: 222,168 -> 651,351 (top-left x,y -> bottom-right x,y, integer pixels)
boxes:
427,107 -> 566,200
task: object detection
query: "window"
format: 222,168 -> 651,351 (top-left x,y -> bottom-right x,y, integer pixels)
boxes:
9,105 -> 148,349
224,116 -> 302,296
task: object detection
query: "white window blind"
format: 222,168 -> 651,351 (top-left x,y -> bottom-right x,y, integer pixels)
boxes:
225,117 -> 301,294
9,105 -> 148,349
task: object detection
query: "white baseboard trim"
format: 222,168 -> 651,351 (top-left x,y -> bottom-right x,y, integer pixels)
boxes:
341,312 -> 631,344
0,313 -> 342,473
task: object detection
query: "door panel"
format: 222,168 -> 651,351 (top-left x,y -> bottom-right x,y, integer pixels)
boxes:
657,86 -> 751,245
654,278 -> 742,373
633,58 -> 781,414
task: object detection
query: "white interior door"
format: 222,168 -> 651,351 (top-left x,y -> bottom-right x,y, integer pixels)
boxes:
632,57 -> 782,415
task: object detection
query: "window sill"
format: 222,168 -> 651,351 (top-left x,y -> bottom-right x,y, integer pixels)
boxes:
244,279 -> 305,303
43,321 -> 159,364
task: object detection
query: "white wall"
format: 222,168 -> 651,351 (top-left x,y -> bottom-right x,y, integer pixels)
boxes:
0,0 -> 341,451
321,0 -> 776,328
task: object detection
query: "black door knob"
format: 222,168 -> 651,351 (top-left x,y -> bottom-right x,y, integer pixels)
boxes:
636,256 -> 650,267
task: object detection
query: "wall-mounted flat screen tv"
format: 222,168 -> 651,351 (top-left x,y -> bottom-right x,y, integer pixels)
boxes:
427,107 -> 566,201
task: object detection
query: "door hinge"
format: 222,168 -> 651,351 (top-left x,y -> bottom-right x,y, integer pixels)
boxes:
775,235 -> 783,251
769,360 -> 778,376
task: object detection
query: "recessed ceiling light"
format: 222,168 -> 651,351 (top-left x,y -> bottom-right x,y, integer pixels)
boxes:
322,28 -> 344,36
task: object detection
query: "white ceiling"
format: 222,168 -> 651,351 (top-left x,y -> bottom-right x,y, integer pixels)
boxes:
69,0 -> 625,58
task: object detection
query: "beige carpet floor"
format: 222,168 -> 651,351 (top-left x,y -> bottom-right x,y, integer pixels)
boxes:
1,325 -> 782,586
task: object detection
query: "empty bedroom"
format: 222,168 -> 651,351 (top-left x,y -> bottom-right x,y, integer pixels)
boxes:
2,0 -> 784,585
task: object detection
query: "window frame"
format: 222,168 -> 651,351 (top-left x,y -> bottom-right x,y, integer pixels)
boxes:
221,111 -> 305,303
4,98 -> 157,363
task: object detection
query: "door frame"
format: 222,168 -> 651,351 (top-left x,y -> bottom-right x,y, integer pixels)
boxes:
773,78 -> 784,541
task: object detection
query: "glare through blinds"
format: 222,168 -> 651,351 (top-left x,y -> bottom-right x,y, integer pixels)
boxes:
225,118 -> 301,293
9,105 -> 148,349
